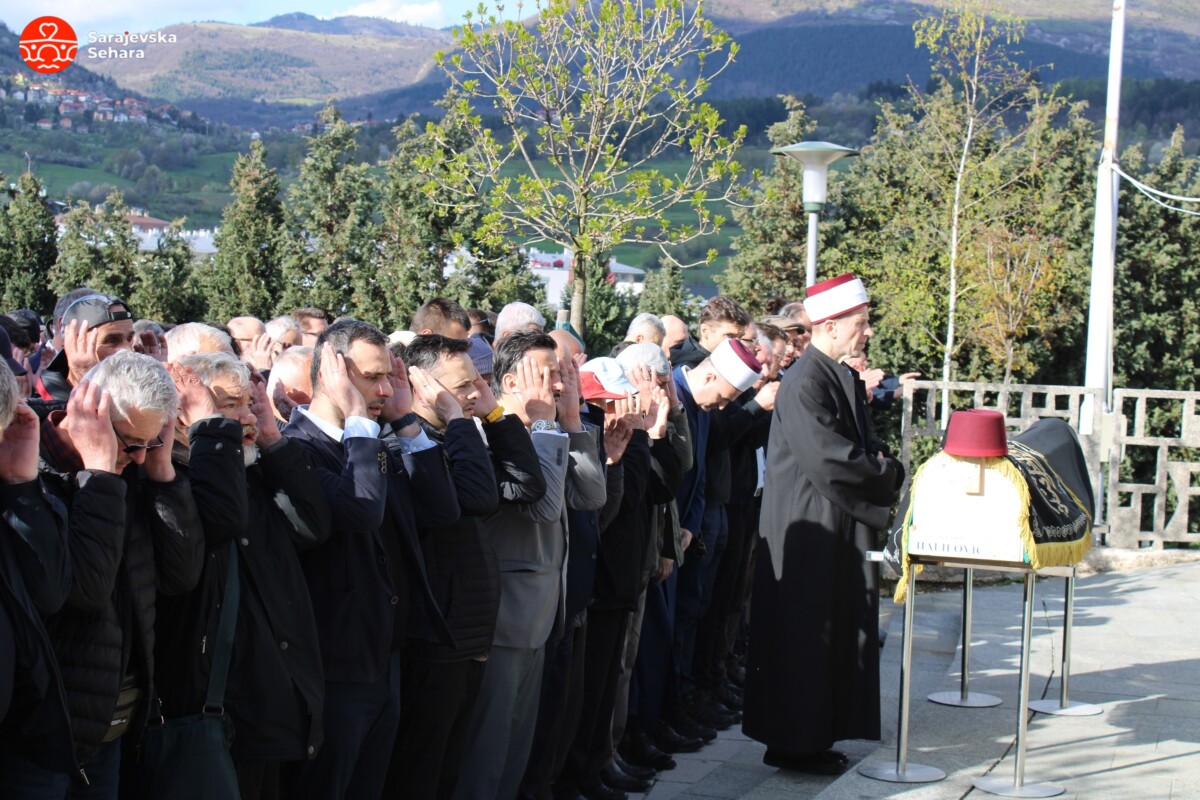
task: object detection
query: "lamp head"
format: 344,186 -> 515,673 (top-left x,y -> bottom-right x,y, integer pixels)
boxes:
771,141 -> 860,212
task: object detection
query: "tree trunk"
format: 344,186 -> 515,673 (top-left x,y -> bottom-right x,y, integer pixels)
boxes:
1003,339 -> 1015,385
940,117 -> 974,429
570,273 -> 587,340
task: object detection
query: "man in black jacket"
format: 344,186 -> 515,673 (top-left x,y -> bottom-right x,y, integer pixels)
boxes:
0,361 -> 73,779
12,351 -> 204,797
33,293 -> 136,411
154,352 -> 332,800
386,334 -> 547,799
283,319 -> 460,800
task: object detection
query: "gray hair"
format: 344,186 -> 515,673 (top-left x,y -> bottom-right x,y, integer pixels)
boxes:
779,302 -> 806,321
265,315 -> 302,341
0,360 -> 18,430
626,312 -> 666,342
165,323 -> 234,359
494,302 -> 546,340
616,342 -> 671,377
133,319 -> 165,337
267,346 -> 314,402
179,352 -> 250,393
86,351 -> 178,420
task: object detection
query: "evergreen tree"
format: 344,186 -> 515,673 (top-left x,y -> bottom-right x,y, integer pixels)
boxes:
130,221 -> 206,324
1113,128 -> 1200,393
638,257 -> 697,321
1,173 -> 58,315
49,191 -> 140,300
279,104 -> 378,319
442,247 -> 545,315
204,141 -> 284,321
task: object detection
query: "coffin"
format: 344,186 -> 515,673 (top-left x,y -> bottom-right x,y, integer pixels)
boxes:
887,418 -> 1094,602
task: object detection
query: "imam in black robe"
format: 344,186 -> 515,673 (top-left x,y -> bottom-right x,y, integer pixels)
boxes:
743,344 -> 901,755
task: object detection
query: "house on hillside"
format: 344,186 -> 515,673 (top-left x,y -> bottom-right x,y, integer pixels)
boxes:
58,118 -> 72,130
36,119 -> 52,131
125,211 -> 171,234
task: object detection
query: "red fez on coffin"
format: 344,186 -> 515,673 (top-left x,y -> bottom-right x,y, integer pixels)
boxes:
943,409 -> 1008,457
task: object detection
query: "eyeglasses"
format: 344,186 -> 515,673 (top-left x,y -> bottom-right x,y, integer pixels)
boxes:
113,426 -> 165,455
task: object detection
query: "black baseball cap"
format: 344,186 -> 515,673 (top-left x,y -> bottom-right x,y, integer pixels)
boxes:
62,294 -> 134,330
5,309 -> 43,343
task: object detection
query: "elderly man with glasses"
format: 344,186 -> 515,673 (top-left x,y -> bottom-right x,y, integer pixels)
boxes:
5,351 -> 204,797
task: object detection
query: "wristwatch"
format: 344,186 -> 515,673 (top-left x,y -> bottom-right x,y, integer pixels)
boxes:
531,419 -> 560,433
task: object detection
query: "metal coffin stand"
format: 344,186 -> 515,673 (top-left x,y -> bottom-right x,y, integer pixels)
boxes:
1027,573 -> 1103,717
862,553 -> 1083,795
928,567 -> 1003,708
857,552 -> 945,784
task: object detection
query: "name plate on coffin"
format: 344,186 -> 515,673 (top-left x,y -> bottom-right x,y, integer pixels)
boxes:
907,455 -> 1029,564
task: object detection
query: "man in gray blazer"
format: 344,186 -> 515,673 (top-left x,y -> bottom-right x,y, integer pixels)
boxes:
455,330 -> 607,800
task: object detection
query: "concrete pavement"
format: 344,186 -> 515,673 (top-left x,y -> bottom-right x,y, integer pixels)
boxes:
635,560 -> 1200,800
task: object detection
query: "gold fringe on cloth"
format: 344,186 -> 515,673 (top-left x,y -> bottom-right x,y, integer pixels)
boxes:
892,453 -> 1091,604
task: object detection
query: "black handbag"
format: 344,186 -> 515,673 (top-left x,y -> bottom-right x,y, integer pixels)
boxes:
136,545 -> 242,799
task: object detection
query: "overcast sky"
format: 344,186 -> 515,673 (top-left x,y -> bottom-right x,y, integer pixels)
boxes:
0,0 -> 521,37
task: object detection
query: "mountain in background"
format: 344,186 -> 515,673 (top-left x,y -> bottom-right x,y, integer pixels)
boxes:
69,0 -> 1198,127
76,20 -> 449,109
250,12 -> 449,39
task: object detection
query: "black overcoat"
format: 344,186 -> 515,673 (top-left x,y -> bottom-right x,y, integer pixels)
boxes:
743,345 -> 899,754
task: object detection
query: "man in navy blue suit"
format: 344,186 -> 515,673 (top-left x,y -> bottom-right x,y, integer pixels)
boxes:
282,319 -> 460,800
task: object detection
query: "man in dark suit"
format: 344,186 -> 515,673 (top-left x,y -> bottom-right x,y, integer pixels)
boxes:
283,319 -> 460,800
454,330 -> 607,800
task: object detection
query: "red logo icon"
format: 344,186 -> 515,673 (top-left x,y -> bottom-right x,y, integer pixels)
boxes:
20,16 -> 78,74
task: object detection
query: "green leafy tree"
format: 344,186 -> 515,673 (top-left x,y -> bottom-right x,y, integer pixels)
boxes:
204,140 -> 285,320
279,104 -> 378,319
719,96 -> 818,313
1,173 -> 58,314
427,0 -> 747,339
49,191 -> 140,300
130,222 -> 206,323
810,3 -> 1095,393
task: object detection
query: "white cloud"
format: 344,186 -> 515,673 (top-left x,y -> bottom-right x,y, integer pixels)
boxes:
337,0 -> 447,28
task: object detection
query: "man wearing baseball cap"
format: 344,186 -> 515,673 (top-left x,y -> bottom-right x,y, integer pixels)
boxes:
744,273 -> 903,775
33,293 -> 135,410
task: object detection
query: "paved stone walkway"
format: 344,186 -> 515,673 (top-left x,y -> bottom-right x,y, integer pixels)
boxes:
629,561 -> 1200,800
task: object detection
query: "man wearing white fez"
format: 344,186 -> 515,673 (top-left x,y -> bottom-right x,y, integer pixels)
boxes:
743,273 -> 903,775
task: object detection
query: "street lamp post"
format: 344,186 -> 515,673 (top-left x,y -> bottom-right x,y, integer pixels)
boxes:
771,141 -> 859,287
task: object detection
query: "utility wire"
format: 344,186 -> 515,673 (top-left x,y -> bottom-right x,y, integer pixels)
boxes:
1111,163 -> 1200,217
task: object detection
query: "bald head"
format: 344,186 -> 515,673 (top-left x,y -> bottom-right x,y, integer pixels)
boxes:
549,329 -> 584,362
661,315 -> 689,355
266,345 -> 314,424
227,316 -> 266,349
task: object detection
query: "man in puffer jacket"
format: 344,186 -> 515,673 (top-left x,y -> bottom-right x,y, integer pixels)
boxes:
6,351 -> 203,796
0,360 -> 74,779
